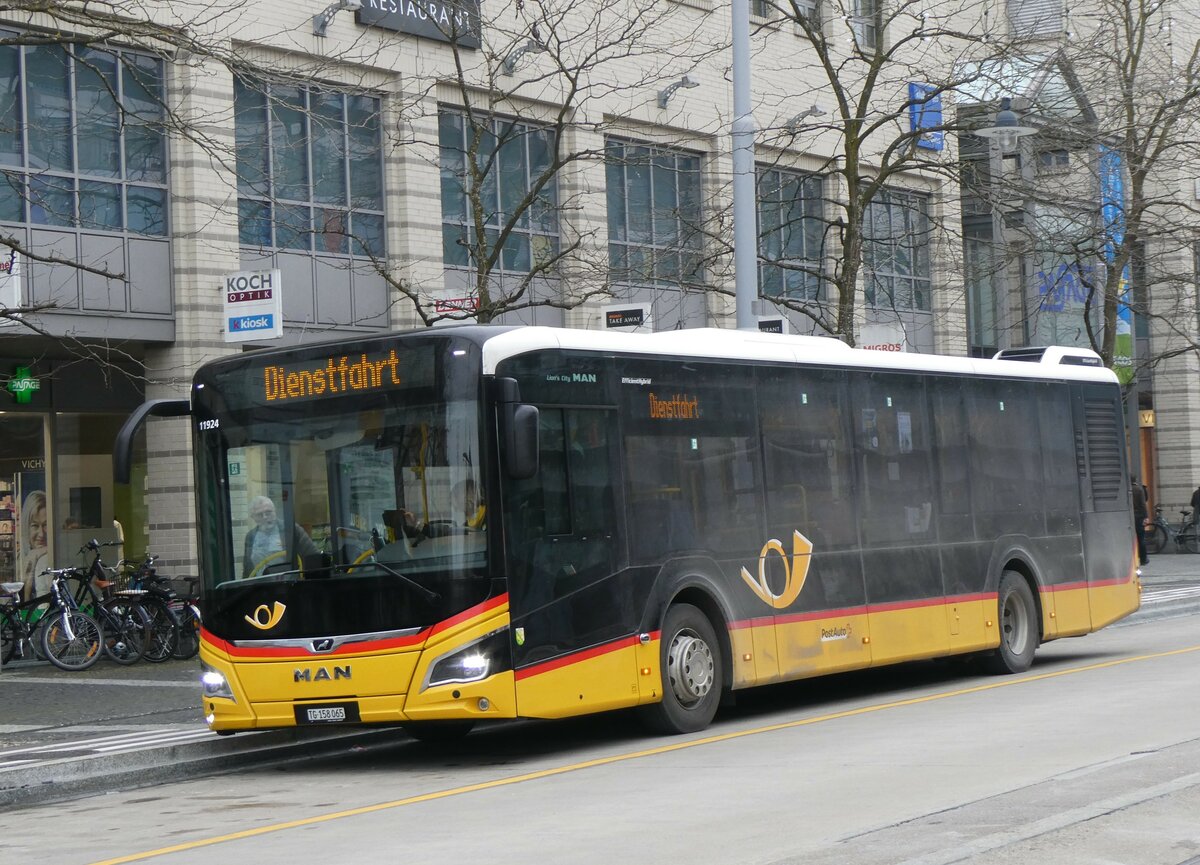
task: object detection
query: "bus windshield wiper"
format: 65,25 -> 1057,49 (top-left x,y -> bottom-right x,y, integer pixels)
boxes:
336,559 -> 441,604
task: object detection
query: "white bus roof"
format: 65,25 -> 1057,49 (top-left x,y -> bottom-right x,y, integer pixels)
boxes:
480,326 -> 1118,384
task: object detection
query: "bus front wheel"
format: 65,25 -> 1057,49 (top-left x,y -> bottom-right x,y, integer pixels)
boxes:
983,571 -> 1038,674
640,603 -> 723,734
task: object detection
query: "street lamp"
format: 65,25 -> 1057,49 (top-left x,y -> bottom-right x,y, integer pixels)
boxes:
313,0 -> 362,37
974,97 -> 1036,152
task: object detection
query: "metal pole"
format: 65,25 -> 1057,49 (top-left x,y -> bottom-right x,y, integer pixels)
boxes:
731,0 -> 758,330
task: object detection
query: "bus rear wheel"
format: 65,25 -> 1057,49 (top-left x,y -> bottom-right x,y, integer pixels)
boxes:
639,603 -> 723,735
983,571 -> 1038,674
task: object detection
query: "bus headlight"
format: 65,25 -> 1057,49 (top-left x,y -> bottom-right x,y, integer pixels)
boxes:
201,663 -> 236,701
425,629 -> 511,689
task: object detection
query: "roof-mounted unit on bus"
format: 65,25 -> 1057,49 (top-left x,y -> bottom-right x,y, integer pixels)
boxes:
993,346 -> 1105,367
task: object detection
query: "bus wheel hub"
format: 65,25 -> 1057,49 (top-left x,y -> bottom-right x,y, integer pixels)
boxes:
667,630 -> 714,705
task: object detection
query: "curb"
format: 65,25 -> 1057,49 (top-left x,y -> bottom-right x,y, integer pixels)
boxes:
0,725 -> 403,811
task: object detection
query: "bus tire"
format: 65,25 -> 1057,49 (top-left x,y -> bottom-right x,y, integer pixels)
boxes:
983,571 -> 1038,674
640,603 -> 723,735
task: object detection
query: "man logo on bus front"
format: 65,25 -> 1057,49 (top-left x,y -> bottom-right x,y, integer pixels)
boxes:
741,530 -> 812,609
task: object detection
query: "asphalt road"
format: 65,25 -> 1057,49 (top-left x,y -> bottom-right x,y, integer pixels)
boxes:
4,597 -> 1200,865
2,553 -> 1198,808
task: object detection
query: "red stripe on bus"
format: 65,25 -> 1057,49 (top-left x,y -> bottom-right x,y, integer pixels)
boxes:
515,633 -> 647,680
428,593 -> 509,638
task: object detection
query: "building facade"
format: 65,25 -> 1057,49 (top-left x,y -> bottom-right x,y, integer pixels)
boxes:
2,0 -> 1194,579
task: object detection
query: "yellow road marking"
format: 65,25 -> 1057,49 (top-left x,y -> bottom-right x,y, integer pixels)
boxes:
89,643 -> 1200,865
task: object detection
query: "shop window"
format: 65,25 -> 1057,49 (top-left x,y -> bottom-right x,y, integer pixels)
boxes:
54,413 -> 148,566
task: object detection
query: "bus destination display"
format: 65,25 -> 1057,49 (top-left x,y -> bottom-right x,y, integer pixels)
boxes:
262,350 -> 404,403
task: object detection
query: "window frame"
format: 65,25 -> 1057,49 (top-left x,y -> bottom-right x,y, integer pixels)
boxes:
605,137 -> 705,290
437,107 -> 561,275
863,187 -> 932,312
851,0 -> 882,51
756,165 -> 825,301
234,75 -> 385,260
0,32 -> 169,237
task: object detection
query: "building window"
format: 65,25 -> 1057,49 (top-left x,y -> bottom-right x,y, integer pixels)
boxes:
438,109 -> 559,273
851,0 -> 881,50
757,167 -> 823,300
965,220 -> 1000,356
1036,148 -> 1070,174
1007,0 -> 1064,38
234,76 -> 384,258
864,188 -> 931,311
0,34 -> 168,236
753,0 -> 818,22
606,139 -> 704,288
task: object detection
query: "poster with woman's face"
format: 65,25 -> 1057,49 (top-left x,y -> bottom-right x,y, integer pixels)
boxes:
16,472 -> 48,599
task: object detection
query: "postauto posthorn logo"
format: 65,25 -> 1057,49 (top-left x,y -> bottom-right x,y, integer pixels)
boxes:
229,313 -> 275,332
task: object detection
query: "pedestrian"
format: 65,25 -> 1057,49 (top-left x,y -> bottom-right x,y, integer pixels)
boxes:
1132,475 -> 1149,566
1190,484 -> 1200,522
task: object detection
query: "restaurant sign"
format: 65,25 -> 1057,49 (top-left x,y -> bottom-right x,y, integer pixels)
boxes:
357,0 -> 480,48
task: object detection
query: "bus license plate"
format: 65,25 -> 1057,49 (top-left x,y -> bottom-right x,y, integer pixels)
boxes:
294,702 -> 360,725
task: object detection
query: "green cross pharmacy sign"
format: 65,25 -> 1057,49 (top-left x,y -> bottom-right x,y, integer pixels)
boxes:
6,366 -> 40,404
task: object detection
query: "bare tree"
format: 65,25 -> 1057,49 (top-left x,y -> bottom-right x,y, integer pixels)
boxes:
377,0 -> 727,326
966,1 -> 1200,373
701,0 -> 1005,346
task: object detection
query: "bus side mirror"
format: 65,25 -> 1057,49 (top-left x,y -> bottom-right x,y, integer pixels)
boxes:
504,404 -> 539,480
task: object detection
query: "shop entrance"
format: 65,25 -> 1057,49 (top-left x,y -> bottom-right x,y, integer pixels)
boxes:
0,414 -> 49,599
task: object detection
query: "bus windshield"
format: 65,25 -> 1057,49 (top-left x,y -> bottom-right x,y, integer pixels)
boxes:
192,339 -> 490,640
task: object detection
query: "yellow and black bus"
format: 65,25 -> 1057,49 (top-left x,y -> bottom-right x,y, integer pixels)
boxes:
116,326 -> 1140,737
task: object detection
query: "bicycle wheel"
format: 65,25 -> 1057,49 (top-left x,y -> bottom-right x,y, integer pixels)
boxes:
1180,526 -> 1200,554
100,598 -> 150,665
172,602 -> 200,660
1145,524 -> 1168,556
1,609 -> 17,664
39,610 -> 103,671
140,596 -> 180,663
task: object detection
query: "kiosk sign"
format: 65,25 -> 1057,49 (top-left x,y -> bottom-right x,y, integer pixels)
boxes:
223,269 -> 283,343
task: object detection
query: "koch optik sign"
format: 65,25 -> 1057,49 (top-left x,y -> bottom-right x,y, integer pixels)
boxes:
223,269 -> 283,343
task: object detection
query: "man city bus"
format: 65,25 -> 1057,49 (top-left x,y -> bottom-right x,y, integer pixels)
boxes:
115,326 -> 1140,739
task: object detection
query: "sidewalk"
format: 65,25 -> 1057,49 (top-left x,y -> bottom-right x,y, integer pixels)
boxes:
0,656 -> 401,810
1136,548 -> 1200,585
2,553 -> 1198,810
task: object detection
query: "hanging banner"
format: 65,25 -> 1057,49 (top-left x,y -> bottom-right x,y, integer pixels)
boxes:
1100,145 -> 1133,385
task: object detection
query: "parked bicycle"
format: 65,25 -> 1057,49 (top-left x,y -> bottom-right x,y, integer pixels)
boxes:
71,539 -> 152,665
116,553 -> 201,661
1145,506 -> 1200,554
0,580 -> 49,664
1,570 -> 104,671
